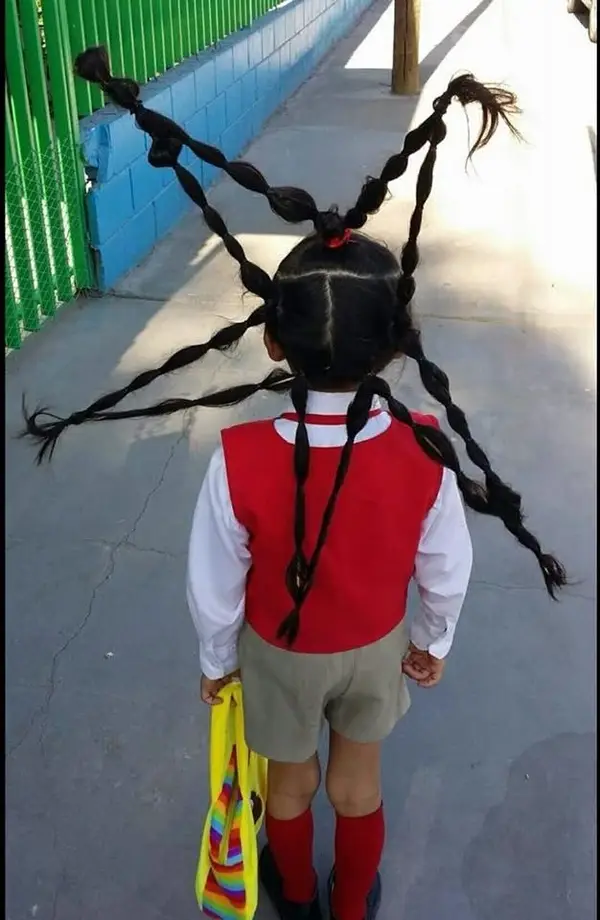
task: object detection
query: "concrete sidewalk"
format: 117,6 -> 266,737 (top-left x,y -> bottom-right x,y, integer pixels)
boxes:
6,1 -> 596,919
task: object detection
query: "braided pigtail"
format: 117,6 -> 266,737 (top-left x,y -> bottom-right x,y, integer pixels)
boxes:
397,77 -> 521,308
343,75 -> 522,307
344,116 -> 437,232
21,133 -> 278,462
148,137 -> 276,300
74,47 -> 334,236
23,369 -> 295,462
345,73 -> 522,233
281,376 -> 310,644
369,377 -> 567,598
21,302 -> 266,464
380,76 -> 525,516
402,328 -> 521,511
278,377 -> 377,644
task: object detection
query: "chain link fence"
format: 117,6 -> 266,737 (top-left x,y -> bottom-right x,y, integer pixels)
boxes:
5,137 -> 92,350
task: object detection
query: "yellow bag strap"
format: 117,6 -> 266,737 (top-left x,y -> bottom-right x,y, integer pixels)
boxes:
208,682 -> 236,799
231,682 -> 251,798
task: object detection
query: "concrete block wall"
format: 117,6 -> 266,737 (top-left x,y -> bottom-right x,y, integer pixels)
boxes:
80,0 -> 374,289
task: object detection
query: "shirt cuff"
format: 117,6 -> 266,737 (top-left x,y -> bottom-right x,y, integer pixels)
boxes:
199,644 -> 239,679
410,621 -> 457,659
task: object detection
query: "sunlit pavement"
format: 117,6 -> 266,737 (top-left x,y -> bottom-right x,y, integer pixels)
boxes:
6,2 -> 596,918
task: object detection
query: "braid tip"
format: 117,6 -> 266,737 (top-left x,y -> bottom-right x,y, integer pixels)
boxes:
277,610 -> 300,646
539,554 -> 568,599
73,46 -> 111,84
20,395 -> 68,465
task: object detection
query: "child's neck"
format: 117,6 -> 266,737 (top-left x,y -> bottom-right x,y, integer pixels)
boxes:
309,384 -> 359,394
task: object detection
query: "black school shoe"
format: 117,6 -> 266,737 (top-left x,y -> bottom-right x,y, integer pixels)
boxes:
259,846 -> 323,920
327,868 -> 382,920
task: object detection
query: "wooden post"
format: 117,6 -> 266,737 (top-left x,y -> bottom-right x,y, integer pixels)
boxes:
391,0 -> 421,95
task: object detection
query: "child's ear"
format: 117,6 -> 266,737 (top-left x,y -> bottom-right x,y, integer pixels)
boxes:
264,329 -> 285,363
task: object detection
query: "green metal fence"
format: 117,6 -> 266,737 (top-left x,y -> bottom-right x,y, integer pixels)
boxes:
66,0 -> 281,118
5,0 -> 92,349
5,0 -> 281,349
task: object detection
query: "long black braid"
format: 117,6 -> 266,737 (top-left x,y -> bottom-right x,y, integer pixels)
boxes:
22,368 -> 295,462
368,377 -> 566,598
345,76 -> 522,232
346,77 -> 521,306
277,378 -> 378,643
23,133 -> 277,463
284,375 -> 311,628
401,326 -> 522,509
351,78 -> 524,507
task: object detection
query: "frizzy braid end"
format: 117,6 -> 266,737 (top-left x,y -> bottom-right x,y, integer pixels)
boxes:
346,73 -> 522,230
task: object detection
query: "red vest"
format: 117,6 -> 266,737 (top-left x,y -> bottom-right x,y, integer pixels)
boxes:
221,413 -> 442,654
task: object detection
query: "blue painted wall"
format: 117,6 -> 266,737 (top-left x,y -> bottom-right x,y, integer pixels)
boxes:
80,0 -> 374,290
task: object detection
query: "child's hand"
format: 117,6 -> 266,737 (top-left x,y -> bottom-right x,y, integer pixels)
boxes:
402,642 -> 445,688
200,671 -> 241,706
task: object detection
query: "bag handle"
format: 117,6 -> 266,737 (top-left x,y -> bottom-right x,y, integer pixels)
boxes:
208,681 -> 236,799
231,682 -> 252,797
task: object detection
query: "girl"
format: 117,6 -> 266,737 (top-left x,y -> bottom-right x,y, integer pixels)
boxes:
24,48 -> 567,920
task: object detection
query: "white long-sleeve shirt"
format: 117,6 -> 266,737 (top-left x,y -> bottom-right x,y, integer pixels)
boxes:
187,391 -> 473,679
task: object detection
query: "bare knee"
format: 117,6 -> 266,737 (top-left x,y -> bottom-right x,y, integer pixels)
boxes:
326,732 -> 381,817
267,755 -> 321,820
326,773 -> 381,817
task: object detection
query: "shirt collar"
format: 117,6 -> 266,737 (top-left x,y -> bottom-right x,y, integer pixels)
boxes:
293,390 -> 383,416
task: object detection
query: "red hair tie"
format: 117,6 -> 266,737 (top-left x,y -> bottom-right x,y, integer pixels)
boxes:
324,228 -> 352,249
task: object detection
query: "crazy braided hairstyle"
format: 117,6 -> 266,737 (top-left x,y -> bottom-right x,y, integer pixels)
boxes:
22,47 -> 567,624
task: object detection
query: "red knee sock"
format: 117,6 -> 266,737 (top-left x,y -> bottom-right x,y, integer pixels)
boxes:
332,805 -> 385,920
265,808 -> 317,903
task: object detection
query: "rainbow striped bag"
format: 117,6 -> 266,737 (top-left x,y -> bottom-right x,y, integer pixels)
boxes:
196,681 -> 268,919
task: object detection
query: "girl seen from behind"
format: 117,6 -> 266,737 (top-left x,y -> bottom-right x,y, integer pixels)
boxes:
24,49 -> 567,920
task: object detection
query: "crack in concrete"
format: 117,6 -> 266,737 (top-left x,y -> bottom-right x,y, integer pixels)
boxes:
6,706 -> 41,762
470,578 -> 594,601
6,421 -> 190,762
84,537 -> 184,559
48,826 -> 66,920
102,290 -> 170,303
6,535 -> 184,560
122,540 -> 184,559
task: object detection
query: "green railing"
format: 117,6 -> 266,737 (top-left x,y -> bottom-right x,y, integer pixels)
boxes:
5,0 -> 281,348
65,0 -> 281,118
5,0 -> 92,349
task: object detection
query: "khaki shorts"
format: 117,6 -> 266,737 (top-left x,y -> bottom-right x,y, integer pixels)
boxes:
238,620 -> 411,763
